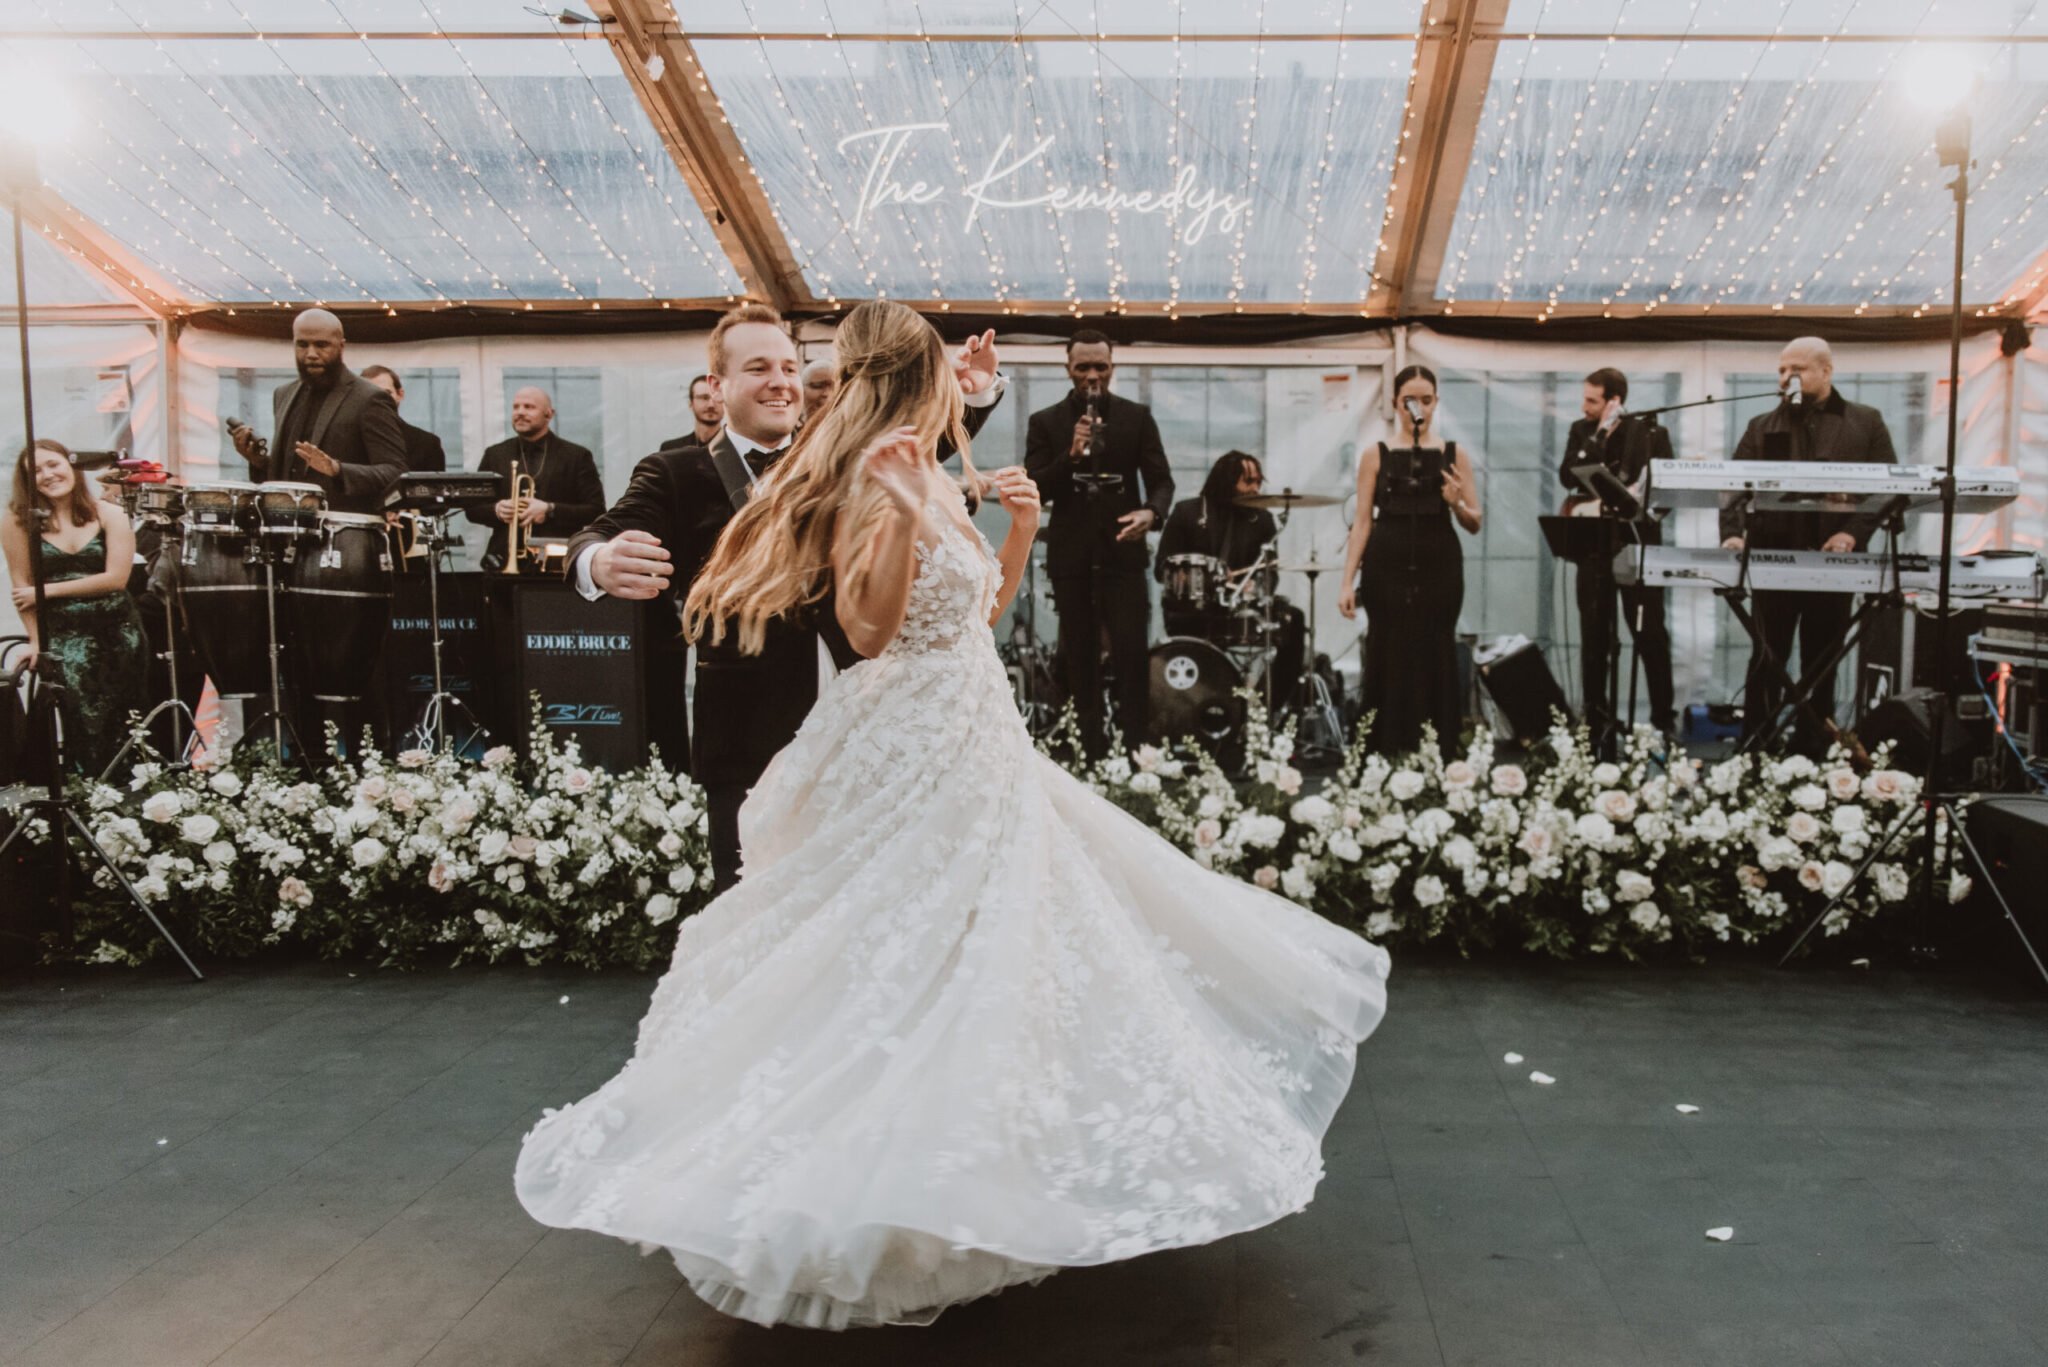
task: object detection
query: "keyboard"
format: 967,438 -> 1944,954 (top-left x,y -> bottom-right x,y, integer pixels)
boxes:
1616,546 -> 2045,599
1649,460 -> 2020,515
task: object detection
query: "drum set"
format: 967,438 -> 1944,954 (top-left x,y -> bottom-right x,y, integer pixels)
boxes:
112,473 -> 400,759
1150,488 -> 1350,758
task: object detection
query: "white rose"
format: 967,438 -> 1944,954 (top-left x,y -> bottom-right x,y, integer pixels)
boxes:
1595,789 -> 1637,823
1129,772 -> 1161,795
1327,831 -> 1362,862
1637,813 -> 1670,844
1797,861 -> 1825,892
1863,770 -> 1912,804
1825,768 -> 1860,801
482,746 -> 515,769
1197,793 -> 1226,821
1791,784 -> 1827,812
388,788 -> 417,814
1280,866 -> 1315,899
1821,861 -> 1853,898
352,837 -> 388,868
1290,795 -> 1337,828
1443,760 -> 1478,791
277,874 -> 313,908
207,772 -> 244,798
1274,766 -> 1303,796
1102,756 -> 1133,784
1389,770 -> 1425,802
1242,814 -> 1286,849
1368,863 -> 1401,894
1518,826 -> 1554,859
1408,808 -> 1453,849
1592,762 -> 1622,787
141,790 -> 185,823
1158,759 -> 1185,780
563,767 -> 594,795
1574,813 -> 1616,847
178,813 -> 220,844
1616,869 -> 1655,904
1252,865 -> 1280,890
1829,806 -> 1865,836
1444,836 -> 1478,872
1412,874 -> 1446,907
1194,819 -> 1222,848
202,840 -> 236,869
397,748 -> 431,769
1629,901 -> 1662,931
1787,812 -> 1822,844
1365,911 -> 1398,938
1949,872 -> 1973,903
478,831 -> 509,865
1758,835 -> 1801,871
667,864 -> 698,893
1490,765 -> 1528,797
356,775 -> 388,804
1874,863 -> 1910,902
1133,744 -> 1163,773
657,831 -> 683,859
644,892 -> 678,926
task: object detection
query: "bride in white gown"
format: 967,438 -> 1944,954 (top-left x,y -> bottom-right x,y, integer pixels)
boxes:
514,301 -> 1390,1330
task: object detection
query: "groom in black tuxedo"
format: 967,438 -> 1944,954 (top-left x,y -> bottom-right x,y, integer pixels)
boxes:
567,304 -> 1006,892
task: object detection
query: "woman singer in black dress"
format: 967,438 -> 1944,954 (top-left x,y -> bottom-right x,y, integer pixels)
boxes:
1337,365 -> 1482,757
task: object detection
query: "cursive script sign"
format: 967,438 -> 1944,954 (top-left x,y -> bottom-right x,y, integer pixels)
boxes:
838,123 -> 1253,247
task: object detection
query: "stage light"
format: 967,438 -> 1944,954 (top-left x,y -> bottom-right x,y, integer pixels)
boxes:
1902,45 -> 1979,114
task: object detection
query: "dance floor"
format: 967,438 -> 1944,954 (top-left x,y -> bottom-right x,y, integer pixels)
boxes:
2,957 -> 2045,1367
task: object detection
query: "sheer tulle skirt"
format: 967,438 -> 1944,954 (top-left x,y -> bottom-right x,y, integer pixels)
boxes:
515,532 -> 1389,1330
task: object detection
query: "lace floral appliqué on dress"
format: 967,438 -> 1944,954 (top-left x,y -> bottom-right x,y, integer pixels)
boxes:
515,509 -> 1391,1329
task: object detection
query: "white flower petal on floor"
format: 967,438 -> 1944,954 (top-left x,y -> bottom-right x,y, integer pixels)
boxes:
1504,1052 -> 1524,1064
1529,1071 -> 1556,1085
1705,1226 -> 1734,1241
1674,1104 -> 1700,1114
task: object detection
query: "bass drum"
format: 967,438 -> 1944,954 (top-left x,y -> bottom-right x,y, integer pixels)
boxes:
174,526 -> 269,699
1148,636 -> 1243,744
288,512 -> 394,704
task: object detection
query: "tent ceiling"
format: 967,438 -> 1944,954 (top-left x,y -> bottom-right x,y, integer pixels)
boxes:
3,0 -> 2046,330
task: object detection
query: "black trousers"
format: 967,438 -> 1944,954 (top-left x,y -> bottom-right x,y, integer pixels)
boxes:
1743,589 -> 1852,754
1575,569 -> 1676,737
705,780 -> 748,895
1052,571 -> 1150,753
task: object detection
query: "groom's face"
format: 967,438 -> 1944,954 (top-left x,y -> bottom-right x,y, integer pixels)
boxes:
713,323 -> 801,447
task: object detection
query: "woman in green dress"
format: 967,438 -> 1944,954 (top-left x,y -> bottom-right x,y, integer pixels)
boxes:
4,439 -> 149,775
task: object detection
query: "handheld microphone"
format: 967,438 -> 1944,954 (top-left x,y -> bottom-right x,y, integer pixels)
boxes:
1785,374 -> 1804,407
1402,396 -> 1425,428
1082,381 -> 1100,458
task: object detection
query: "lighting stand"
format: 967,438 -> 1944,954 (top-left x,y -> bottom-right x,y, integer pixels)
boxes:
0,142 -> 200,979
1778,104 -> 2045,986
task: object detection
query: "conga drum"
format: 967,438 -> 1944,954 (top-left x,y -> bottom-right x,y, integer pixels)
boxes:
172,482 -> 268,698
288,511 -> 394,705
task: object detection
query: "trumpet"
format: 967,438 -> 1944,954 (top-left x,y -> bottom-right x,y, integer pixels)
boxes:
502,459 -> 537,575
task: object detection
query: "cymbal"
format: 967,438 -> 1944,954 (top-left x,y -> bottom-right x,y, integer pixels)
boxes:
1236,489 -> 1342,510
1279,560 -> 1347,575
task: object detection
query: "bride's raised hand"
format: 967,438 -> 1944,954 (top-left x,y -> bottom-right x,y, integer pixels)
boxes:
861,425 -> 926,516
988,466 -> 1040,531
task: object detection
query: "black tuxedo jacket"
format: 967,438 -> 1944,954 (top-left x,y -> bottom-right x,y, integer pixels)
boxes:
465,433 -> 605,566
1560,415 -> 1670,504
567,396 -> 1000,787
398,417 -> 446,473
255,366 -> 408,514
1720,391 -> 1899,551
1024,388 -> 1174,579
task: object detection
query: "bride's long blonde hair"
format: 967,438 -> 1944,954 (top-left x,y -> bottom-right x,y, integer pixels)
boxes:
684,300 -> 971,654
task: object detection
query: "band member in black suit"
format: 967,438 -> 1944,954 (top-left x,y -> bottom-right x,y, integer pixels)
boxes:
228,308 -> 407,515
1720,337 -> 1898,754
1154,450 -> 1306,704
1561,368 -> 1676,739
361,365 -> 447,472
659,374 -> 723,452
1024,330 -> 1174,752
801,359 -> 839,422
466,387 -> 605,572
568,305 -> 1004,892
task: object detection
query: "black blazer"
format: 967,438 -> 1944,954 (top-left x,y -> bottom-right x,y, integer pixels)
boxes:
398,417 -> 446,473
1024,389 -> 1174,579
255,367 -> 408,514
1719,391 -> 1899,550
1560,415 -> 1670,505
465,433 -> 605,566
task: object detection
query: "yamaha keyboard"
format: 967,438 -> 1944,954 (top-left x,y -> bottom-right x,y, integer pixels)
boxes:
1649,459 -> 2019,515
1616,546 -> 2045,600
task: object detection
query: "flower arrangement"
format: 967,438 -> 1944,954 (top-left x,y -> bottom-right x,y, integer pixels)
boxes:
31,700 -> 1965,970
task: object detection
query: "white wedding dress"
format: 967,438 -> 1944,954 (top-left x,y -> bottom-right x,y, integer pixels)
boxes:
514,503 -> 1390,1329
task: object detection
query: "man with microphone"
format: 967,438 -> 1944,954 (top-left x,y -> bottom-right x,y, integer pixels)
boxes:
1720,336 -> 1898,753
1025,330 -> 1174,755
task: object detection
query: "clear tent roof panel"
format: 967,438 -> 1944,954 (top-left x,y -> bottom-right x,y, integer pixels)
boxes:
1436,37 -> 2048,309
5,0 -> 577,34
2,32 -> 742,304
0,210 -> 137,307
1499,0 -> 2048,37
694,35 -> 1413,305
673,0 -> 1385,37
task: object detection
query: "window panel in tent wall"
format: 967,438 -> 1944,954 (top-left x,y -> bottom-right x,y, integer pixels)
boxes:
0,326 -> 159,461
216,367 -> 466,472
500,369 -> 605,465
